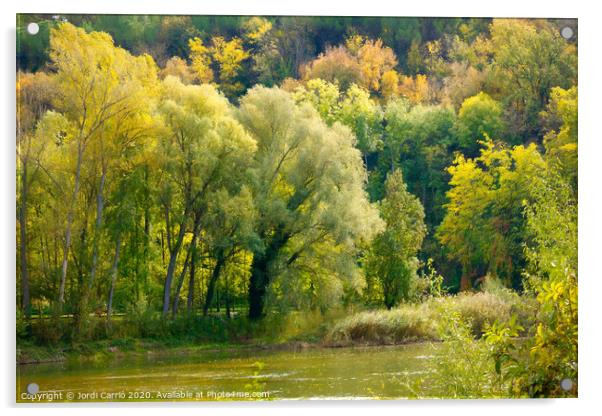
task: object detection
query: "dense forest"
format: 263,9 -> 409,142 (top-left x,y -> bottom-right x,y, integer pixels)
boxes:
17,15 -> 577,398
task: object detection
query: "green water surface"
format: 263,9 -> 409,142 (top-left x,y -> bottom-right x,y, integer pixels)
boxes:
17,343 -> 437,402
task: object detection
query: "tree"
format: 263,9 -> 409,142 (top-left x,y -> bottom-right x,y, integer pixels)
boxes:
47,22 -> 158,308
398,74 -> 431,104
338,84 -> 384,162
440,62 -> 487,109
16,71 -> 56,318
365,169 -> 426,308
301,46 -> 363,92
210,36 -> 250,98
188,37 -> 214,83
302,36 -> 398,95
406,39 -> 424,75
160,56 -> 195,84
437,141 -> 546,290
242,16 -> 273,44
489,163 -> 578,398
380,70 -> 400,101
293,80 -> 383,165
380,100 -> 457,223
201,187 -> 257,315
156,76 -> 256,316
237,86 -> 382,319
456,92 -> 504,156
355,38 -> 398,93
540,86 -> 577,193
489,19 -> 577,140
520,165 -> 577,397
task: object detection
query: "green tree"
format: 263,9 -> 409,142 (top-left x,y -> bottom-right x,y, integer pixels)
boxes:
406,39 -> 424,75
156,76 -> 256,316
456,92 -> 504,156
237,86 -> 382,319
293,80 -> 383,165
365,169 -> 426,308
540,86 -> 577,193
437,141 -> 546,290
338,84 -> 384,162
379,99 -> 457,223
489,19 -> 577,140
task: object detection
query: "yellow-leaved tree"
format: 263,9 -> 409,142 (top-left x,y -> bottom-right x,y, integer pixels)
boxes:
45,22 -> 159,315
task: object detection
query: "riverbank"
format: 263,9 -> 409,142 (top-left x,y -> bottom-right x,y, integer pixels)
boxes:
17,289 -> 536,365
17,338 -> 322,365
325,290 -> 536,346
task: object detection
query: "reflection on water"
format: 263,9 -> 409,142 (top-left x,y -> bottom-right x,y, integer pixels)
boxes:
17,343 -> 437,402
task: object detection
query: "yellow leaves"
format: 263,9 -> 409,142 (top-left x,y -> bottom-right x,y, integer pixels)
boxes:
438,139 -> 547,282
188,35 -> 249,97
398,74 -> 430,104
356,38 -> 397,93
50,22 -> 159,138
380,70 -> 400,101
541,86 -> 578,189
211,36 -> 249,78
426,40 -> 441,56
303,36 -> 398,95
188,37 -> 214,84
242,17 -> 272,43
344,34 -> 365,55
161,57 -> 195,85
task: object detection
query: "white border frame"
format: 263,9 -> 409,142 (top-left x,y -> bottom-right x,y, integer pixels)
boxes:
2,1 -> 600,415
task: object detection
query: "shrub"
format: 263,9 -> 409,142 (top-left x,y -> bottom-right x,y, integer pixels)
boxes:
325,304 -> 437,346
325,290 -> 536,346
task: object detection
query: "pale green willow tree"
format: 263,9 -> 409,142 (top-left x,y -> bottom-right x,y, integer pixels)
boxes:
293,79 -> 383,164
156,76 -> 256,317
237,86 -> 383,319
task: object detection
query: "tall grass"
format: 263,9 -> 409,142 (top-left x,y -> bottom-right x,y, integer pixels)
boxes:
325,288 -> 536,346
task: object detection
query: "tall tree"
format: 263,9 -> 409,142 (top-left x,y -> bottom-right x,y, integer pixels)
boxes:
237,86 -> 382,319
47,22 -> 158,308
16,71 -> 55,318
365,169 -> 426,308
437,141 -> 546,289
489,19 -> 577,141
156,76 -> 256,316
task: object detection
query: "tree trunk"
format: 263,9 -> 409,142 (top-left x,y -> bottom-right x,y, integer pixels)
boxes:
203,254 -> 224,316
79,167 -> 107,320
59,145 -> 84,305
248,228 -> 291,320
225,272 -> 231,319
88,167 -> 106,289
162,210 -> 188,317
19,161 -> 31,318
248,253 -> 268,320
187,236 -> 198,313
106,234 -> 122,325
172,244 -> 192,316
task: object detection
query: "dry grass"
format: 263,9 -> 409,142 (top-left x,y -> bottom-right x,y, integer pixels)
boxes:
325,290 -> 536,346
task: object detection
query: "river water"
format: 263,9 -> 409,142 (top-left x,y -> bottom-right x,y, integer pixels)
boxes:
17,343 -> 438,402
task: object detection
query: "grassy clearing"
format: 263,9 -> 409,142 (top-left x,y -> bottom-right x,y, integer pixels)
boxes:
325,289 -> 537,346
